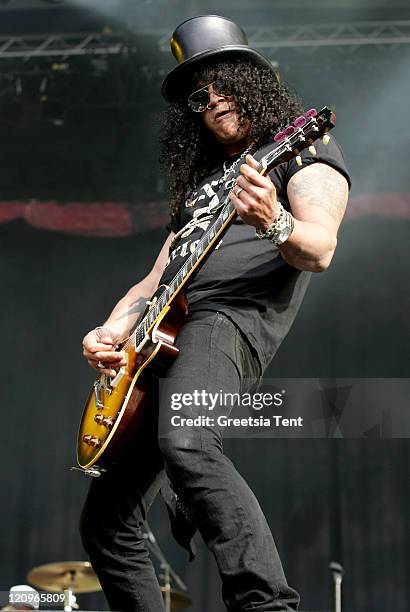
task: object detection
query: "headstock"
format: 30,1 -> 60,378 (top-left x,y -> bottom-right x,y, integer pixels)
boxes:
261,107 -> 336,173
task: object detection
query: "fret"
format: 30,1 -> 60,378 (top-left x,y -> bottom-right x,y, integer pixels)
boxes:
135,325 -> 144,343
136,326 -> 145,345
159,294 -> 168,308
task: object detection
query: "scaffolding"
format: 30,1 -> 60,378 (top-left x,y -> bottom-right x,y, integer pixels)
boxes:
0,31 -> 126,60
0,21 -> 409,62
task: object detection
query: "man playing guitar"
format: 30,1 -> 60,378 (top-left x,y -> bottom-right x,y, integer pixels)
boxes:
80,15 -> 350,612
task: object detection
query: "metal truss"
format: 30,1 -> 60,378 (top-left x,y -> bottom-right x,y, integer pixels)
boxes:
158,20 -> 410,55
1,20 -> 409,62
0,32 -> 126,60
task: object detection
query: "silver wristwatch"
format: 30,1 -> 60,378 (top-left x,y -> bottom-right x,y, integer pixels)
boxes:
255,203 -> 294,246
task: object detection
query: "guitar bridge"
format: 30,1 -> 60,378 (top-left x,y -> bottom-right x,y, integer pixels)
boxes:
94,375 -> 114,408
93,380 -> 104,408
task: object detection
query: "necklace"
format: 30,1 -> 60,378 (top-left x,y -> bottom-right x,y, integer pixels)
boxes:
184,142 -> 254,208
218,143 -> 254,186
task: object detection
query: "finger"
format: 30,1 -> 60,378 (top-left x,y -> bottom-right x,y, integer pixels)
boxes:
230,191 -> 253,217
88,353 -> 128,368
88,355 -> 125,374
88,360 -> 118,377
83,340 -> 116,353
93,350 -> 127,365
245,154 -> 260,169
240,162 -> 273,189
235,176 -> 267,202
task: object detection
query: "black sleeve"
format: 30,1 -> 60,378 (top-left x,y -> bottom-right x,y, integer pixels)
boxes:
281,134 -> 351,189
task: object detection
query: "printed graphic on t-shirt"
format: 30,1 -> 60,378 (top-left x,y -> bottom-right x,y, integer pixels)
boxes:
165,175 -> 230,268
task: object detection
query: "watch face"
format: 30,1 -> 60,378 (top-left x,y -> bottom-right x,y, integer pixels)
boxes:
275,225 -> 292,245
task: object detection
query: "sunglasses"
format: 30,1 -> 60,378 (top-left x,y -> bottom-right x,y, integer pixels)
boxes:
187,80 -> 233,112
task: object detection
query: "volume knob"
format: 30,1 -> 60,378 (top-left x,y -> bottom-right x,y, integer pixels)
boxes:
83,435 -> 102,448
94,414 -> 115,429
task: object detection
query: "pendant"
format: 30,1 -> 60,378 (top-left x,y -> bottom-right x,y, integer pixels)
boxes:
224,178 -> 236,191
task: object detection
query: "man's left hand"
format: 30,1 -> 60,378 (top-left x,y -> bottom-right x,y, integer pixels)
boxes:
230,154 -> 279,231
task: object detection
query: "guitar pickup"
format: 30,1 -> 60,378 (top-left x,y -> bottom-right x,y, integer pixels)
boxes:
110,367 -> 126,388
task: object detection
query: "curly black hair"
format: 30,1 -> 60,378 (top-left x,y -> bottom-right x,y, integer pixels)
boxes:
159,59 -> 304,217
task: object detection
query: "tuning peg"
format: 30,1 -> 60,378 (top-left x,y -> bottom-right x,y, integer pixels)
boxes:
323,134 -> 330,145
308,145 -> 317,155
284,125 -> 295,137
295,155 -> 302,167
274,130 -> 286,143
305,108 -> 317,119
294,115 -> 306,128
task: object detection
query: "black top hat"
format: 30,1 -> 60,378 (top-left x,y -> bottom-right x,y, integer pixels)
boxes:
161,15 -> 275,102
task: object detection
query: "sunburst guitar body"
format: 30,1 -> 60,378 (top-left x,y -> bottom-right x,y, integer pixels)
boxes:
76,288 -> 188,472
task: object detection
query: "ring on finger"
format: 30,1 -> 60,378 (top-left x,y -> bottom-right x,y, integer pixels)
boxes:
235,187 -> 243,196
97,360 -> 105,369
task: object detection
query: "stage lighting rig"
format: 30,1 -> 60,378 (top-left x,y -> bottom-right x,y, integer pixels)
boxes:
0,0 -> 64,3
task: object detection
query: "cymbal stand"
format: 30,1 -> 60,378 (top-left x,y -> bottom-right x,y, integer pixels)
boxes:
63,571 -> 79,612
329,561 -> 344,612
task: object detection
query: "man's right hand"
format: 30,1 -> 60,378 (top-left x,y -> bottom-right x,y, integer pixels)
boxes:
82,325 -> 128,377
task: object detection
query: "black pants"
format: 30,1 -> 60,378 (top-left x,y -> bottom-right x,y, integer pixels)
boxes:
80,311 -> 300,611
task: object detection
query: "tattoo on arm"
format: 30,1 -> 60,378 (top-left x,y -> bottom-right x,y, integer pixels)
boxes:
288,163 -> 349,225
115,297 -> 149,323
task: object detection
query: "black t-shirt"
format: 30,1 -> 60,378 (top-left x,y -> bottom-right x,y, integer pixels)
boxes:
160,135 -> 351,371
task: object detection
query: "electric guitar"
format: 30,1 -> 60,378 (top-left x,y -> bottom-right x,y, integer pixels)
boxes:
76,107 -> 336,475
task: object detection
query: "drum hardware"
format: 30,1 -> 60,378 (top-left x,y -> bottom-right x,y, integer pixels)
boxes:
142,523 -> 191,611
329,561 -> 345,612
27,561 -> 101,612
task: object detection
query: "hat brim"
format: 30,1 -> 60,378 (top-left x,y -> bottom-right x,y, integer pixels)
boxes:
161,45 -> 275,102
